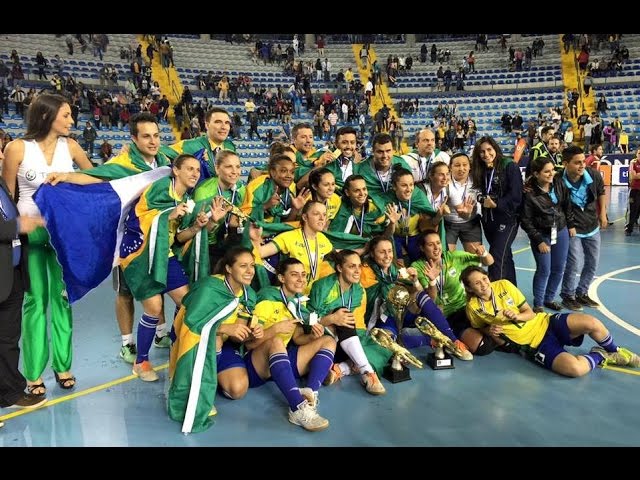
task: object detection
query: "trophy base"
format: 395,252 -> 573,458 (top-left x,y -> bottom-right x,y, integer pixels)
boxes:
383,363 -> 412,383
427,352 -> 455,370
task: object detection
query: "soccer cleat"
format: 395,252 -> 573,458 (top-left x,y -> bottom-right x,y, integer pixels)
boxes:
119,343 -> 137,364
361,372 -> 386,395
154,334 -> 171,348
445,339 -> 474,361
322,363 -> 343,386
132,360 -> 159,382
288,401 -> 329,431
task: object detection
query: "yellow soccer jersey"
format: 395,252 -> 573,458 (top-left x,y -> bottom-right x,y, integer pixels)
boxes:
271,229 -> 333,293
466,279 -> 549,348
325,193 -> 342,222
254,299 -> 298,346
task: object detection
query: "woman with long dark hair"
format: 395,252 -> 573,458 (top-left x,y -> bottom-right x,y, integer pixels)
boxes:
470,136 -> 522,285
2,93 -> 92,396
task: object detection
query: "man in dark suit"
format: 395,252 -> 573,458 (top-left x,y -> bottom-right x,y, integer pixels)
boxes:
0,175 -> 48,428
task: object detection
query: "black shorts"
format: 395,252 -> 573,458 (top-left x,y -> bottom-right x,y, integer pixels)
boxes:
445,217 -> 482,245
112,266 -> 131,296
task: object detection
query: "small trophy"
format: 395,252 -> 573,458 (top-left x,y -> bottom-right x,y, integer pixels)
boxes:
219,196 -> 252,233
378,285 -> 415,382
370,328 -> 423,375
414,316 -> 455,370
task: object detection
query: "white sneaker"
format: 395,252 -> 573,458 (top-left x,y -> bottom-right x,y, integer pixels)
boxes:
360,372 -> 386,395
299,387 -> 318,409
288,401 -> 329,432
132,360 -> 159,382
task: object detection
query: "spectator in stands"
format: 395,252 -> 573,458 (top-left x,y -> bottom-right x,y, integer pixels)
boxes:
470,136 -> 522,285
2,93 -> 93,395
596,94 -> 608,115
99,140 -> 113,164
82,121 -> 97,158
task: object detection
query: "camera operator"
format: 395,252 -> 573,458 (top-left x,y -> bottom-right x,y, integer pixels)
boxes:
470,136 -> 522,286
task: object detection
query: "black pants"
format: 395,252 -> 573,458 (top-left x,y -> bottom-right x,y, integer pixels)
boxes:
626,189 -> 640,234
483,220 -> 519,286
0,268 -> 26,407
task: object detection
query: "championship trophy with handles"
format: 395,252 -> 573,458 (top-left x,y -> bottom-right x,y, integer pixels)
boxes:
218,195 -> 252,233
370,285 -> 423,382
414,316 -> 457,370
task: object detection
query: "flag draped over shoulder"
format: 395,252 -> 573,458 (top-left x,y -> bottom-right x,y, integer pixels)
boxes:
171,199 -> 212,284
328,198 -> 387,238
308,273 -> 391,375
168,275 -> 248,434
161,136 -> 236,182
119,176 -> 187,301
33,167 -> 171,303
84,143 -> 170,180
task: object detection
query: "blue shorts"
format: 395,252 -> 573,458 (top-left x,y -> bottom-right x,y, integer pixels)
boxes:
161,256 -> 189,294
217,342 -> 246,373
530,313 -> 584,370
246,344 -> 300,388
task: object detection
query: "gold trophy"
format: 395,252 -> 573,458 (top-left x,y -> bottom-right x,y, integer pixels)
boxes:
218,196 -> 251,233
414,316 -> 458,370
375,284 -> 416,382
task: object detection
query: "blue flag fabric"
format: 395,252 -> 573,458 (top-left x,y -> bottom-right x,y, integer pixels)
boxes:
33,167 -> 171,303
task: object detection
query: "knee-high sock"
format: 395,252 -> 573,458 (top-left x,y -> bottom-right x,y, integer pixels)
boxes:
306,348 -> 334,391
416,291 -> 456,341
340,336 -> 373,374
269,353 -> 305,411
136,313 -> 159,363
597,334 -> 618,353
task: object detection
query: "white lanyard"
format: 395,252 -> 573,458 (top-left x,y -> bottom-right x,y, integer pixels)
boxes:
224,277 -> 251,315
302,230 -> 319,280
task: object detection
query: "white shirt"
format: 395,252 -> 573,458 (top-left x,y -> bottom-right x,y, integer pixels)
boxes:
17,138 -> 74,216
402,150 -> 451,183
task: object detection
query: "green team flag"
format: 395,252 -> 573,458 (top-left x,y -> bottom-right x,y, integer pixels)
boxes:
119,176 -> 194,300
168,275 -> 256,433
161,136 -> 237,174
84,143 -> 170,180
353,155 -> 411,206
308,273 -> 392,375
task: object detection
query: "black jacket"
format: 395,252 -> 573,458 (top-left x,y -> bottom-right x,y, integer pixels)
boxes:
0,177 -> 29,303
480,158 -> 523,225
562,167 -> 605,234
520,175 -> 574,246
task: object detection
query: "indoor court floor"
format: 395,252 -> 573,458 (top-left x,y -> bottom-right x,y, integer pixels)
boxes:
1,186 -> 639,447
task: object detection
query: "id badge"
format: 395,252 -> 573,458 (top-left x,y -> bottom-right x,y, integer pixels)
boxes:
550,224 -> 557,246
12,238 -> 21,248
